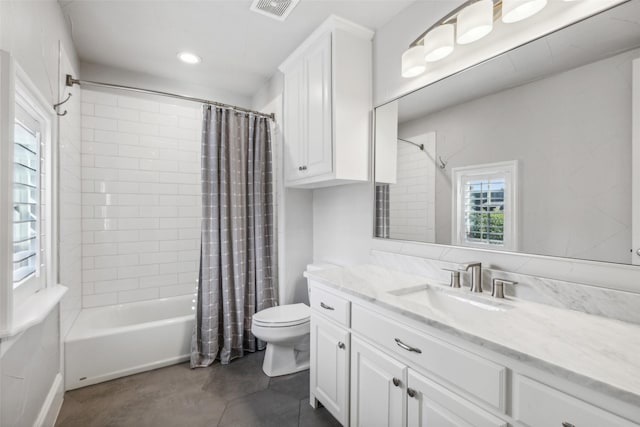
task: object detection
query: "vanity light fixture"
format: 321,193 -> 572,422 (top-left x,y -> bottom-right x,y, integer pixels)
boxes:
401,0 -> 551,78
502,0 -> 548,23
402,46 -> 427,78
424,23 -> 455,62
457,0 -> 494,45
177,51 -> 201,64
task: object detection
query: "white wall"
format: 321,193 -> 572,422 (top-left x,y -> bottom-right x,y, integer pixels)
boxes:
397,49 -> 634,263
0,0 -> 80,423
59,47 -> 83,338
252,73 -> 315,305
80,88 -> 201,307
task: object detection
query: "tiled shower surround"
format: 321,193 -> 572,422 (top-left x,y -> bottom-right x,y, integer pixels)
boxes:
80,89 -> 202,307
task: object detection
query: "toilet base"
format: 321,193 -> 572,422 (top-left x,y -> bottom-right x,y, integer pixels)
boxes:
262,342 -> 310,377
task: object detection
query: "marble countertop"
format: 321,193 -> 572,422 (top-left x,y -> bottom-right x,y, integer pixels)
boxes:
304,264 -> 640,406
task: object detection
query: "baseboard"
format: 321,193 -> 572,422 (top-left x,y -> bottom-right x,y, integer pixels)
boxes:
34,372 -> 64,427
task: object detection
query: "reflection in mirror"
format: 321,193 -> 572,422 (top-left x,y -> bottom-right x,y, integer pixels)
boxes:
374,0 -> 640,265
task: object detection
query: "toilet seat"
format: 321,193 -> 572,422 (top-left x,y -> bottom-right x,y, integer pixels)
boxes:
252,303 -> 310,328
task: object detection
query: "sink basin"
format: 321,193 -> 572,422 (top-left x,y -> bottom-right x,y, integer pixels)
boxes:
388,284 -> 513,312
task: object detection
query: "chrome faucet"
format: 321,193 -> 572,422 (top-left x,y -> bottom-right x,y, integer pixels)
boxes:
460,262 -> 482,293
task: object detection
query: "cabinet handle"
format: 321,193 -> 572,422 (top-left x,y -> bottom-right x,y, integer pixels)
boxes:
320,302 -> 335,311
392,377 -> 401,387
407,388 -> 417,398
562,423 -> 576,427
338,342 -> 345,349
298,165 -> 307,171
394,338 -> 422,354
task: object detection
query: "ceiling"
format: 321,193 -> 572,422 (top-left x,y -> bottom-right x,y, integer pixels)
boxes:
59,0 -> 413,98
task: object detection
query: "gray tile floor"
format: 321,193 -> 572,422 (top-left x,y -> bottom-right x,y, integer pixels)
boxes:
55,351 -> 340,427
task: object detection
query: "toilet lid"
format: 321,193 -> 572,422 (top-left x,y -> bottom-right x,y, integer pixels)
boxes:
253,304 -> 310,327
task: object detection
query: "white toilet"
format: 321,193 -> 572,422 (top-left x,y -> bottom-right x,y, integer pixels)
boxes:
251,263 -> 337,377
251,303 -> 311,377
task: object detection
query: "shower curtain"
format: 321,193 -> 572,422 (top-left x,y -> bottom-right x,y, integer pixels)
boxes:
375,183 -> 390,239
191,106 -> 277,368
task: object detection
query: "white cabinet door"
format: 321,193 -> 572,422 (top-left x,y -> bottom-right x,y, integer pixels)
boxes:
407,370 -> 507,427
304,32 -> 333,178
513,375 -> 638,427
311,314 -> 349,426
351,336 -> 406,427
283,59 -> 305,183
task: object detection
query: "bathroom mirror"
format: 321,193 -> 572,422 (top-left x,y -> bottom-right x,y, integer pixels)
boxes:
373,0 -> 640,265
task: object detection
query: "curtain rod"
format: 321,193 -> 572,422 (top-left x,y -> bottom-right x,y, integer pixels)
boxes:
65,75 -> 275,121
398,138 -> 424,151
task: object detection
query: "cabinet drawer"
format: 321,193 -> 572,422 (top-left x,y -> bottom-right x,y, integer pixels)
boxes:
310,284 -> 350,327
352,304 -> 506,411
514,375 -> 637,427
408,369 -> 507,427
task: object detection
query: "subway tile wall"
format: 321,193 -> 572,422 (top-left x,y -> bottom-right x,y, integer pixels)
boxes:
80,89 -> 201,307
388,138 -> 435,242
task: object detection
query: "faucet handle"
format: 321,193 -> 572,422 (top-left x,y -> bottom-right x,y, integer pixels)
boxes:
442,268 -> 462,288
491,278 -> 517,299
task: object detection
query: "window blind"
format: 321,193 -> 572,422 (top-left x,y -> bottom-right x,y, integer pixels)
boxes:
12,116 -> 40,283
463,178 -> 505,245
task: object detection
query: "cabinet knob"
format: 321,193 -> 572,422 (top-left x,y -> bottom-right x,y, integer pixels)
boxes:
392,377 -> 401,387
407,388 -> 417,398
338,342 -> 345,349
300,165 -> 307,171
298,166 -> 303,171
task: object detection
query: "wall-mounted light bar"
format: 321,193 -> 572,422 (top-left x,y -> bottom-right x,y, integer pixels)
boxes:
401,0 -> 576,78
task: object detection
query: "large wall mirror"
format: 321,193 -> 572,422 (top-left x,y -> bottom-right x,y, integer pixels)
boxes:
374,0 -> 640,265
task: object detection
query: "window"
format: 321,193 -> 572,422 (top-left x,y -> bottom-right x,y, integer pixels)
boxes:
0,55 -> 55,311
13,103 -> 42,285
452,161 -> 518,251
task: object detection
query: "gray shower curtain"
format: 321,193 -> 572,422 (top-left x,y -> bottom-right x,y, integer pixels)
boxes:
375,184 -> 390,239
191,106 -> 277,368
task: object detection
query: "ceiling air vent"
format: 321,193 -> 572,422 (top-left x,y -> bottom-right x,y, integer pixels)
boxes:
250,0 -> 301,21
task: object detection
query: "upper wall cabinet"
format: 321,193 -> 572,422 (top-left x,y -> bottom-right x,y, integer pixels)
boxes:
279,16 -> 373,189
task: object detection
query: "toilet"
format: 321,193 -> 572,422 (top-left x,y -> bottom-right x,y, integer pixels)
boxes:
251,263 -> 337,377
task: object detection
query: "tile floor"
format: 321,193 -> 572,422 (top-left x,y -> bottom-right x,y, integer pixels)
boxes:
55,351 -> 340,427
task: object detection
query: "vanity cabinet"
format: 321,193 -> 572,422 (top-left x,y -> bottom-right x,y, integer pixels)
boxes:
279,16 -> 373,189
513,375 -> 637,427
308,279 -> 640,427
309,285 -> 351,426
351,336 -> 406,427
350,333 -> 505,427
407,370 -> 507,427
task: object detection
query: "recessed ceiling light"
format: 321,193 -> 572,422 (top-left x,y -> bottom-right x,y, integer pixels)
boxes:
177,52 -> 201,64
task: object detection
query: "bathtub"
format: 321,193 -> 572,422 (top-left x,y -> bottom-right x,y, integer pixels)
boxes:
65,294 -> 195,390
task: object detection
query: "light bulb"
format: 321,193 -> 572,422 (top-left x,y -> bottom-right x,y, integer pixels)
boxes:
457,0 -> 494,45
502,0 -> 548,23
402,46 -> 426,78
423,24 -> 455,62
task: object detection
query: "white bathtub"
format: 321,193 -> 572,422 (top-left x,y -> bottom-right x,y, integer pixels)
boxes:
65,294 -> 195,390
